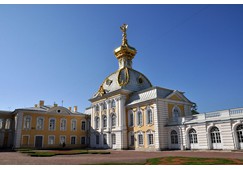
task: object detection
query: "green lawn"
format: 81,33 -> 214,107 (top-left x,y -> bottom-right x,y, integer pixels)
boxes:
146,156 -> 243,165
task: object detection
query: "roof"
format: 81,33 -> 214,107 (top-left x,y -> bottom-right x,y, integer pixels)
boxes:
126,86 -> 192,106
93,67 -> 152,99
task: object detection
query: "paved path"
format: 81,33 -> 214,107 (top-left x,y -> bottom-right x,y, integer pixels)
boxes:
0,150 -> 243,165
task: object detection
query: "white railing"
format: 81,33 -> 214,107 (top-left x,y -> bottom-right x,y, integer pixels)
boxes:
205,112 -> 221,118
230,108 -> 243,115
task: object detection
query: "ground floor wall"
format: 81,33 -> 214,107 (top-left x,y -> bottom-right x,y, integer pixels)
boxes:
166,119 -> 243,151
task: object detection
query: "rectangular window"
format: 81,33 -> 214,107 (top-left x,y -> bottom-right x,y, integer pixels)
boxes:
112,134 -> 116,145
148,134 -> 154,145
49,119 -> 55,131
24,117 -> 31,129
5,119 -> 11,129
60,136 -> 66,144
71,136 -> 76,144
60,119 -> 66,131
81,137 -> 86,145
71,120 -> 77,131
138,134 -> 143,145
48,136 -> 55,145
36,117 -> 44,130
81,121 -> 86,130
96,135 -> 99,145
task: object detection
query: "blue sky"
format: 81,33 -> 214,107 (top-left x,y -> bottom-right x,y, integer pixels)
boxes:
0,4 -> 243,113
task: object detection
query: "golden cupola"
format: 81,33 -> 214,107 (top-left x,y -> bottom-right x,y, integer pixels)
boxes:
114,24 -> 137,69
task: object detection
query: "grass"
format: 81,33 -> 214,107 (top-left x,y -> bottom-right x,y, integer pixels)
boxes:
146,156 -> 243,165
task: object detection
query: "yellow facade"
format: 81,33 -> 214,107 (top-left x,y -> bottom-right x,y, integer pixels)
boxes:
168,103 -> 185,118
20,111 -> 89,149
126,105 -> 155,150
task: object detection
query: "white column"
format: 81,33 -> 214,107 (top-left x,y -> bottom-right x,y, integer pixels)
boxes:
106,100 -> 111,130
99,103 -> 102,132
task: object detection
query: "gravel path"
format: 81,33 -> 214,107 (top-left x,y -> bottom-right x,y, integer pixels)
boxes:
0,150 -> 243,165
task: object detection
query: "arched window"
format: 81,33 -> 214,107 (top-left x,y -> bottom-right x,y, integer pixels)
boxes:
95,105 -> 99,112
111,99 -> 116,108
171,130 -> 178,144
49,118 -> 56,131
146,109 -> 153,124
172,106 -> 180,121
5,119 -> 11,129
24,116 -> 31,130
36,117 -> 44,130
210,127 -> 221,143
128,111 -> 134,127
111,114 -> 116,127
103,115 -> 107,128
60,118 -> 67,131
236,124 -> 243,143
189,128 -> 198,144
137,111 -> 143,126
95,117 -> 100,129
0,119 -> 3,129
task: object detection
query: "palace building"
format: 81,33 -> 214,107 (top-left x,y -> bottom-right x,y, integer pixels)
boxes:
0,100 -> 90,149
87,24 -> 243,151
0,24 -> 243,151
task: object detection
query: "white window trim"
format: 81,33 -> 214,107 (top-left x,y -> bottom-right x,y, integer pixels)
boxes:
146,130 -> 155,146
71,119 -> 77,131
137,111 -> 143,126
128,110 -> 134,127
48,135 -> 55,145
60,118 -> 67,131
60,135 -> 66,144
146,108 -> 153,125
23,116 -> 31,130
129,131 -> 135,146
70,135 -> 77,145
137,131 -> 144,146
95,116 -> 100,129
36,117 -> 44,130
111,113 -> 116,127
34,135 -> 44,148
49,118 -> 56,131
172,105 -> 181,121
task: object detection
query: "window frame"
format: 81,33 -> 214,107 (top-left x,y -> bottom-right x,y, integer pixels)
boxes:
36,117 -> 44,130
111,114 -> 116,127
137,111 -> 143,126
70,136 -> 76,145
49,118 -> 56,131
81,121 -> 86,131
71,119 -> 77,131
60,118 -> 67,131
48,135 -> 55,145
23,116 -> 31,130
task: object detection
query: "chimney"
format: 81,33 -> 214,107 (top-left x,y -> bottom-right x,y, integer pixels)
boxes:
74,106 -> 78,112
39,100 -> 44,107
34,104 -> 38,108
68,107 -> 72,111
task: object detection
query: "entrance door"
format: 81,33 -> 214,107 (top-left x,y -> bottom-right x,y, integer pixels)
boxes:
210,127 -> 222,149
35,136 -> 43,149
236,124 -> 243,149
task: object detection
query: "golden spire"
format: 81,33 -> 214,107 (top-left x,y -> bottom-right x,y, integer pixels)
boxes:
114,24 -> 137,62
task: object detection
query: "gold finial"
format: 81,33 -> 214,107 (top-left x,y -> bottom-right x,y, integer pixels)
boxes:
120,24 -> 128,46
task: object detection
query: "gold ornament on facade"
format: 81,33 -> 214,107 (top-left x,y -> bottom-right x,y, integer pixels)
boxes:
117,67 -> 130,86
98,85 -> 105,96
